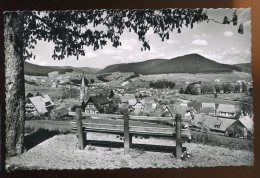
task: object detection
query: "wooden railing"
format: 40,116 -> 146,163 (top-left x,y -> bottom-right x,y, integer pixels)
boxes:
70,109 -> 187,159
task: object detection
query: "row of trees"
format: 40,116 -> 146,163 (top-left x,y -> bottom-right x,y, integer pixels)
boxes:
149,80 -> 176,89
179,82 -> 249,95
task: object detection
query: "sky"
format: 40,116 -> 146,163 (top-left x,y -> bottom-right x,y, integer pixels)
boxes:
26,8 -> 251,69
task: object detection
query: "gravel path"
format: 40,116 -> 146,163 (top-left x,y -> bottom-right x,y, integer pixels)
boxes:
6,134 -> 254,170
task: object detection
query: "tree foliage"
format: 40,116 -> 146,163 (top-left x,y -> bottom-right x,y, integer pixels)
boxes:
179,87 -> 185,94
185,83 -> 200,95
242,82 -> 248,93
18,9 -> 241,60
149,80 -> 175,89
90,78 -> 95,84
200,83 -> 215,94
240,96 -> 253,116
234,84 -> 241,93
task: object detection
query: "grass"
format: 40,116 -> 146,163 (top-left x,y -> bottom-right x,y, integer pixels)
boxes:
25,120 -> 73,134
25,83 -> 67,100
182,94 -> 242,105
139,72 -> 251,83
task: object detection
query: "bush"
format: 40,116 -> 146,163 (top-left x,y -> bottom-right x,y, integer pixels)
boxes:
26,92 -> 34,98
191,131 -> 253,151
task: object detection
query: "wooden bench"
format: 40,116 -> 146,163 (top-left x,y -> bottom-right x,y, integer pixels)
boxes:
69,109 -> 191,159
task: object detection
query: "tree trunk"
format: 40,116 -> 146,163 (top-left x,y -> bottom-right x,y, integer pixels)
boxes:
4,12 -> 25,156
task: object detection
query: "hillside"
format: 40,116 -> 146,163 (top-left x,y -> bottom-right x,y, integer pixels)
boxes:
98,54 -> 243,75
234,63 -> 252,73
24,61 -> 100,76
97,59 -> 166,74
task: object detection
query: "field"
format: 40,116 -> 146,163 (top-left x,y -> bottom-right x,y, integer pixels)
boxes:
139,71 -> 252,83
25,84 -> 65,99
181,93 -> 245,106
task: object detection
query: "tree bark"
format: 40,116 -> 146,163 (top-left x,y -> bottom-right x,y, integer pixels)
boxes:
4,12 -> 25,156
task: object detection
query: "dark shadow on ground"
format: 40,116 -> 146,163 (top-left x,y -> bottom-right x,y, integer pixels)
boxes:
86,140 -> 186,154
24,128 -> 59,150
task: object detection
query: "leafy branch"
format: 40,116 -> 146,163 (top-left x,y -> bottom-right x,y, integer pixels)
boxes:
18,9 -> 243,61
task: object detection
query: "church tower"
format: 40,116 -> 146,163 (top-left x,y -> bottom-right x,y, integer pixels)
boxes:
80,72 -> 88,102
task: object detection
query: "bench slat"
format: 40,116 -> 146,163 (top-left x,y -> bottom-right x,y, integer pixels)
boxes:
69,112 -> 191,122
71,126 -> 191,138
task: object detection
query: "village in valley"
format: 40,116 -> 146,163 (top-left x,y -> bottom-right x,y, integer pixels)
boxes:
24,65 -> 253,140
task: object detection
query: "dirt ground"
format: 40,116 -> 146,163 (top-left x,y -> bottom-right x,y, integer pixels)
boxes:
6,133 -> 253,170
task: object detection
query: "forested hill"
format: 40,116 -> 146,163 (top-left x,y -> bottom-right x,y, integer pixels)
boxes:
98,53 -> 243,74
24,61 -> 100,76
234,63 -> 252,73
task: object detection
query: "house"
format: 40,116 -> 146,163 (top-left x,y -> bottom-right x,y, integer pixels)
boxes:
48,71 -> 59,77
51,81 -> 58,88
238,115 -> 254,138
128,99 -> 145,112
25,95 -> 55,115
50,107 -> 69,120
201,103 -> 216,109
82,95 -> 111,114
191,114 -> 237,135
163,104 -> 189,118
120,94 -> 135,104
200,107 -> 216,115
217,104 -> 237,118
203,116 -> 237,135
180,103 -> 188,107
146,101 -> 157,109
191,114 -> 207,130
200,103 -> 215,115
143,102 -> 155,114
135,99 -> 145,109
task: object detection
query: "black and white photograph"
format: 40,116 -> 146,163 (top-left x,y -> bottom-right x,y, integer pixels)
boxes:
4,8 -> 253,170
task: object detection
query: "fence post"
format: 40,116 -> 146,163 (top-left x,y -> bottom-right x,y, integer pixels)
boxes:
175,113 -> 182,159
124,114 -> 130,155
76,108 -> 85,150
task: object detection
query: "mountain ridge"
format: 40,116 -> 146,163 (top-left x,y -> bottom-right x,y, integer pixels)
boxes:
98,53 -> 245,75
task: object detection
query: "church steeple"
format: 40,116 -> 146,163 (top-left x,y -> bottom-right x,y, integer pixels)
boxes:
80,72 -> 88,102
81,72 -> 85,87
